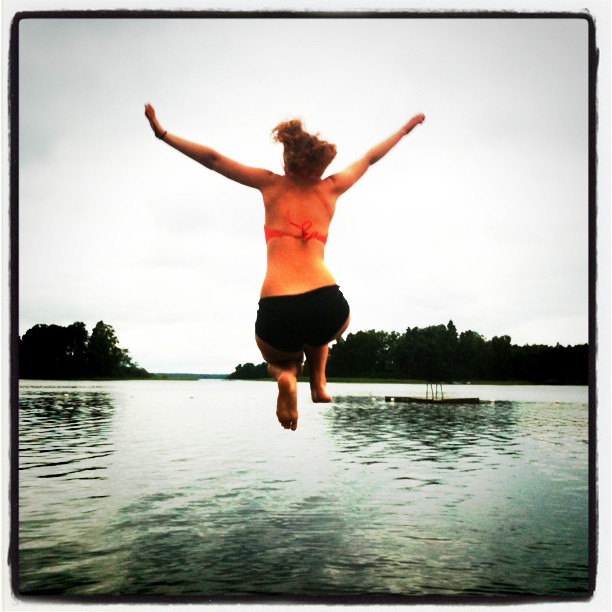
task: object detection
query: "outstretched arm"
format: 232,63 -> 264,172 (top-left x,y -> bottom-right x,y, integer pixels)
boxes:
327,114 -> 425,196
144,104 -> 275,190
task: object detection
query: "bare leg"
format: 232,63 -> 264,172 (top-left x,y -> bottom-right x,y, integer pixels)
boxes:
256,335 -> 303,431
305,314 -> 351,404
304,344 -> 332,403
267,361 -> 302,430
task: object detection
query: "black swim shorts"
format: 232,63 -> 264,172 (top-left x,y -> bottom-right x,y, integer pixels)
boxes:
255,284 -> 350,353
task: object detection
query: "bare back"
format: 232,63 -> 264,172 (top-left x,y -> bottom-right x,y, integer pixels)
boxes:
144,105 -> 424,299
259,175 -> 339,297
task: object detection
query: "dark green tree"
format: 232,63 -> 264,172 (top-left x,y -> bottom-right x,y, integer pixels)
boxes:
87,321 -> 147,377
327,330 -> 398,378
87,321 -> 122,377
19,321 -> 150,379
388,324 -> 456,381
19,324 -> 69,379
227,321 -> 588,385
456,330 -> 487,381
65,321 -> 90,377
227,362 -> 269,379
488,335 -> 513,380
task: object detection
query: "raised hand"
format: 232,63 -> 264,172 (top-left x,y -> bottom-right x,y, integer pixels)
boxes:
401,113 -> 426,136
144,103 -> 165,139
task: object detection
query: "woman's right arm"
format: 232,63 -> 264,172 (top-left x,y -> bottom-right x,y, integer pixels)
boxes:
327,114 -> 425,196
144,104 -> 275,190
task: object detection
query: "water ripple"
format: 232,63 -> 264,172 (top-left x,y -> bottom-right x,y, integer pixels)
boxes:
18,381 -> 589,598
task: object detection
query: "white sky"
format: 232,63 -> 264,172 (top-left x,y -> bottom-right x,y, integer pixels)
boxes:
13,11 -> 594,374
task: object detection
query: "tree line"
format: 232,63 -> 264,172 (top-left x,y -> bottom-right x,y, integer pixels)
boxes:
229,321 -> 588,384
19,321 -> 151,380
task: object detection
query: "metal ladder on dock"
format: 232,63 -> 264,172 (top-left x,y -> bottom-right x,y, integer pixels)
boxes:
426,382 -> 444,401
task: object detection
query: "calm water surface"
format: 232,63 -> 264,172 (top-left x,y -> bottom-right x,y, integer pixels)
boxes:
18,380 -> 590,598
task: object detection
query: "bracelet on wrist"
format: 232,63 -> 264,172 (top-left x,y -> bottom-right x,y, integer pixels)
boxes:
157,130 -> 168,141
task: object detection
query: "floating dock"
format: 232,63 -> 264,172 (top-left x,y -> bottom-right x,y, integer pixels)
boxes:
385,396 -> 480,404
385,383 -> 480,404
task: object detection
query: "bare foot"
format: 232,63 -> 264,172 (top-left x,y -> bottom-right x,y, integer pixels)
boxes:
277,371 -> 298,430
311,382 -> 332,403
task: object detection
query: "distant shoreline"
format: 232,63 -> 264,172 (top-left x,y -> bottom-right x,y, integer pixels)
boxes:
163,376 -> 587,386
18,376 -> 588,386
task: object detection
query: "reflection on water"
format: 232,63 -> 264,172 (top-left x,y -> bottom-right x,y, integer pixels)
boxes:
327,396 -> 520,459
18,381 -> 590,598
20,389 -> 115,477
323,396 -> 589,597
19,387 -> 117,594
111,489 -> 354,596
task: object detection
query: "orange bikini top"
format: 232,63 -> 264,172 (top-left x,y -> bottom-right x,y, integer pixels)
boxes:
264,215 -> 328,245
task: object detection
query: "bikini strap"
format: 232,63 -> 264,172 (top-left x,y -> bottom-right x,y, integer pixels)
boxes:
286,212 -> 329,243
264,214 -> 328,245
288,218 -> 319,242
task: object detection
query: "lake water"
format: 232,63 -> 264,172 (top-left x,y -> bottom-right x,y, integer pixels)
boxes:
17,379 -> 591,601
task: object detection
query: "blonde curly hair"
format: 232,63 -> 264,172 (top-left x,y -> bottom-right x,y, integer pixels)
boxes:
272,119 -> 337,179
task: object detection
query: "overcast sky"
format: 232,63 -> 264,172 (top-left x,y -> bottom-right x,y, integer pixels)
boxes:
16,13 -> 592,374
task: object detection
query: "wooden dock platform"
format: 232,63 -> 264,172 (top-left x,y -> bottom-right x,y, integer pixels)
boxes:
385,396 -> 480,404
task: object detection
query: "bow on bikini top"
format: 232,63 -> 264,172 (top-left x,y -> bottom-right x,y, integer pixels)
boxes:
264,214 -> 328,245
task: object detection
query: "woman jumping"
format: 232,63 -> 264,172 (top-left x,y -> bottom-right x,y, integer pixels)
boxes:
144,104 -> 425,431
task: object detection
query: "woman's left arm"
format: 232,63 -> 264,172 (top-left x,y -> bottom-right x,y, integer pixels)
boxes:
145,104 -> 275,190
364,114 -> 425,165
326,113 -> 425,196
